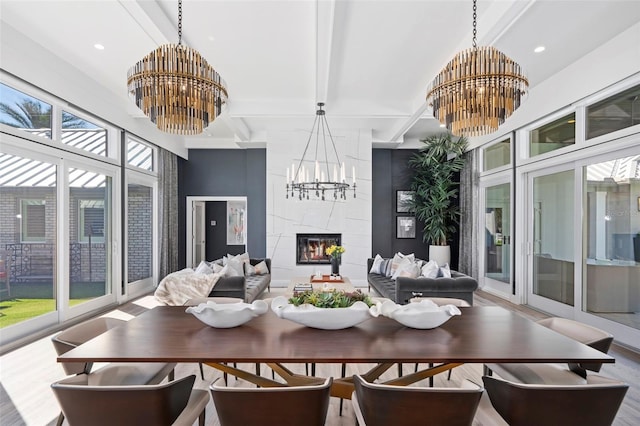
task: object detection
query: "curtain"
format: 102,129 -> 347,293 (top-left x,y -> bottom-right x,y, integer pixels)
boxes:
158,148 -> 179,279
458,148 -> 479,278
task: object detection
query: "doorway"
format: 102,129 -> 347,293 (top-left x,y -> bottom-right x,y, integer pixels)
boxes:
186,196 -> 247,268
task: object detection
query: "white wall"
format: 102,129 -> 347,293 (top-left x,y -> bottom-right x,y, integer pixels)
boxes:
0,23 -> 188,158
470,21 -> 640,150
266,129 -> 372,287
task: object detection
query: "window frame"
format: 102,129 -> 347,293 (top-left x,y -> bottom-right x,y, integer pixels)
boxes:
19,199 -> 47,243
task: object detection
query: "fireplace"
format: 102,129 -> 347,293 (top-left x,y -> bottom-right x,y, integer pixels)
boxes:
296,234 -> 341,265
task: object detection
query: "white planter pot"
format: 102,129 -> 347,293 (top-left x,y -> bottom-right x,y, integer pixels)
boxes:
271,296 -> 372,330
429,245 -> 451,266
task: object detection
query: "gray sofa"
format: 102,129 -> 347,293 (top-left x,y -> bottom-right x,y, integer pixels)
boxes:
366,258 -> 478,305
209,258 -> 271,303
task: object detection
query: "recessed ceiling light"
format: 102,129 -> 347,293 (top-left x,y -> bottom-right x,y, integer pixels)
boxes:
208,36 -> 215,42
94,43 -> 105,50
534,46 -> 546,53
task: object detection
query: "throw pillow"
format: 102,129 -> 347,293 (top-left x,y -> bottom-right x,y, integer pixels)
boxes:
391,256 -> 413,280
390,252 -> 415,277
421,260 -> 439,279
370,254 -> 393,276
226,257 -> 245,277
212,263 -> 224,274
245,260 -> 269,276
393,260 -> 421,280
437,263 -> 452,278
369,254 -> 384,273
194,261 -> 212,275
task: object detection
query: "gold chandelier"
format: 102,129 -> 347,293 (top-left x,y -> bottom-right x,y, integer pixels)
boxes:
127,0 -> 228,135
426,0 -> 528,137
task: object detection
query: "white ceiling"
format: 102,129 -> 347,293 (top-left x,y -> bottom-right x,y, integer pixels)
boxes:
2,0 -> 640,150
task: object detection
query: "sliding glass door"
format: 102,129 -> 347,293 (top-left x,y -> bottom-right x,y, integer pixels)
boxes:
527,168 -> 576,316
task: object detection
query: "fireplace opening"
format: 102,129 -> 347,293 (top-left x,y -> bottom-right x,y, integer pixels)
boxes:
296,233 -> 341,265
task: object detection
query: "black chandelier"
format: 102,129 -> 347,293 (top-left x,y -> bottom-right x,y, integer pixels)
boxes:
286,103 -> 356,201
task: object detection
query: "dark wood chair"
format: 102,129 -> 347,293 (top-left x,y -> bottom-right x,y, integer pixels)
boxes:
51,374 -> 208,426
352,374 -> 483,426
478,375 -> 628,426
484,317 -> 614,384
210,377 -> 332,426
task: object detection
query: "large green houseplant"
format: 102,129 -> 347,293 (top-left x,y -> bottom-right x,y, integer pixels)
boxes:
409,133 -> 468,264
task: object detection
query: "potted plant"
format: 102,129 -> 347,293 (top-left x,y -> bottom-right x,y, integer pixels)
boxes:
409,133 -> 468,265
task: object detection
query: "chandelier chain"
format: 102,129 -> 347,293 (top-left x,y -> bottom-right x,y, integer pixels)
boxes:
472,0 -> 477,48
178,0 -> 183,45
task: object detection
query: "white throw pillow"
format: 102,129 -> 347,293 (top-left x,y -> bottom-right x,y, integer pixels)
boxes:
394,261 -> 421,280
438,263 -> 452,278
226,257 -> 245,277
421,260 -> 439,279
246,260 -> 269,276
369,254 -> 384,273
212,263 -> 224,274
390,252 -> 415,276
391,257 -> 414,280
194,261 -> 212,275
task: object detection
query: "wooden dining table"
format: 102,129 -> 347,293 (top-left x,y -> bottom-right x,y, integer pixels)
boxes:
57,305 -> 614,399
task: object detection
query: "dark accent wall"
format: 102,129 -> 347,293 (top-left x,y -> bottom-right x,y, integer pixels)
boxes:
371,149 -> 459,269
177,149 -> 266,269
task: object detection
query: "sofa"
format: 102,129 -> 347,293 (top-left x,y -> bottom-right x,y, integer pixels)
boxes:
209,258 -> 271,303
366,258 -> 478,305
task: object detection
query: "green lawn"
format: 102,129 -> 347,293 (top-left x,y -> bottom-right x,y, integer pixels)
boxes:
0,298 -> 88,328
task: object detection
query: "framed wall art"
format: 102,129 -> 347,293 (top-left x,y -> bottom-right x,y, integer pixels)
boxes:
396,190 -> 414,213
396,216 -> 416,239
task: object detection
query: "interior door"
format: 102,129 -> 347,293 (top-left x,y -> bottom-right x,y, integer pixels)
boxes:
192,201 -> 206,267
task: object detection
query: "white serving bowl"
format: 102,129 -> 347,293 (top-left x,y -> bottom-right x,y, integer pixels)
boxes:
270,296 -> 372,330
369,299 -> 461,329
186,300 -> 268,328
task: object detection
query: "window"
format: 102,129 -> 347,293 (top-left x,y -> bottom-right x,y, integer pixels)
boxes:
21,200 -> 46,242
0,83 -> 52,139
586,84 -> 640,139
483,138 -> 511,171
61,111 -> 108,157
127,138 -> 154,172
529,113 -> 576,157
79,200 -> 105,243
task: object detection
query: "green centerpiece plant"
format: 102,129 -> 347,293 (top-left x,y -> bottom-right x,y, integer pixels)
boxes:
289,289 -> 374,308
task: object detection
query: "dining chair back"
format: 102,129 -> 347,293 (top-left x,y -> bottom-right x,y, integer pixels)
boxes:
485,317 -> 614,384
210,377 -> 332,426
51,374 -> 209,426
480,375 -> 628,426
537,317 -> 613,372
52,317 -> 126,375
352,374 -> 483,426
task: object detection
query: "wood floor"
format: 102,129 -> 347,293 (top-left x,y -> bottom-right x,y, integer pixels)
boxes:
1,289 -> 638,425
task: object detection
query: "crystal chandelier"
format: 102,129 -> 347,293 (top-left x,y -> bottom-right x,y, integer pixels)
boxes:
426,0 -> 528,137
127,0 -> 228,135
286,103 -> 356,201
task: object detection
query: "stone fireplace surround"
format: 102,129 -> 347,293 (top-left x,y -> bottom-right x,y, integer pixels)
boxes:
266,129 -> 372,287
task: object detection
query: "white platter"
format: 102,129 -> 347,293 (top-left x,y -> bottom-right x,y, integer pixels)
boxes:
369,299 -> 461,329
186,300 -> 268,328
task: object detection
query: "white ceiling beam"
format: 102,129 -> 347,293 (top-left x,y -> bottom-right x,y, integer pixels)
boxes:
218,111 -> 252,143
118,0 -> 171,46
315,0 -> 336,103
